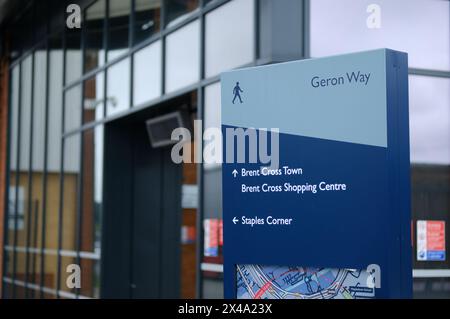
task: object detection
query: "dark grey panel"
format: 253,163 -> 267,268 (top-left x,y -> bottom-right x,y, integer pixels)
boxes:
130,124 -> 163,298
101,123 -> 133,298
159,148 -> 182,298
101,119 -> 182,299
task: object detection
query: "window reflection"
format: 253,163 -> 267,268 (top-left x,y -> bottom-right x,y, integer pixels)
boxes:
26,252 -> 42,298
165,20 -> 200,93
133,41 -> 161,106
83,73 -> 104,123
204,82 -> 221,169
106,58 -> 130,116
202,83 -> 223,298
64,84 -> 82,132
8,65 -> 20,248
42,254 -> 58,297
4,250 -> 14,283
29,50 -> 47,248
84,0 -> 106,73
409,76 -> 450,165
166,0 -> 199,27
15,57 -> 32,290
46,37 -> 63,251
27,48 -> 47,294
80,258 -> 101,298
76,127 -> 103,298
14,252 -> 28,298
3,282 -> 13,299
43,35 -> 64,293
134,0 -> 161,45
409,76 -> 450,294
81,127 -> 103,254
59,256 -> 77,295
61,134 -> 81,251
108,0 -> 131,61
205,0 -> 254,77
412,167 -> 450,265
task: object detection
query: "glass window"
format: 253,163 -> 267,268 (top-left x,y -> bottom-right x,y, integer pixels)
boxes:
8,65 -> 20,247
166,0 -> 199,27
165,20 -> 200,93
32,49 -> 47,173
64,84 -> 82,132
106,58 -> 130,116
108,0 -> 131,61
14,252 -> 28,298
17,55 -> 32,251
133,40 -> 161,106
4,250 -> 14,280
202,82 -> 223,298
28,48 -> 47,293
61,134 -> 81,251
46,44 -> 64,250
59,255 -> 77,295
134,0 -> 161,45
204,82 -> 221,168
205,0 -> 254,78
19,56 -> 32,174
83,73 -> 104,123
84,0 -> 106,73
409,76 -> 450,165
26,252 -> 42,298
79,258 -> 101,298
310,0 -> 450,71
410,77 -> 450,298
80,127 -> 103,254
3,283 -> 13,300
43,39 -> 65,294
42,254 -> 58,294
5,65 -> 20,299
74,126 -> 104,299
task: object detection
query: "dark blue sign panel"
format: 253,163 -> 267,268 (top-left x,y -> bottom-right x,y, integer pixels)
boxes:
221,49 -> 412,299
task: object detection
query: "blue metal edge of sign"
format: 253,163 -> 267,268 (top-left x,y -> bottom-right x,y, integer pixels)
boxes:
384,49 -> 412,298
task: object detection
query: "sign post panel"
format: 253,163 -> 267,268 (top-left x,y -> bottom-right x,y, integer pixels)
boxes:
221,49 -> 412,299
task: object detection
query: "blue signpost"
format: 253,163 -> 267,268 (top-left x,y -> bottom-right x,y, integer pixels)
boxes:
221,49 -> 412,299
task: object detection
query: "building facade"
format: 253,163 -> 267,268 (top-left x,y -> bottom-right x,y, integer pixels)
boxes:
0,0 -> 449,299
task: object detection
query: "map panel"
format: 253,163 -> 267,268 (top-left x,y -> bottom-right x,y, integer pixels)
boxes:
236,264 -> 375,299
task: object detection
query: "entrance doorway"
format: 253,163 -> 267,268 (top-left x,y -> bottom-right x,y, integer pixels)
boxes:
100,95 -> 198,298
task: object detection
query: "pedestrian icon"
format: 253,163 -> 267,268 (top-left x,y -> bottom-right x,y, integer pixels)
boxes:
232,82 -> 243,104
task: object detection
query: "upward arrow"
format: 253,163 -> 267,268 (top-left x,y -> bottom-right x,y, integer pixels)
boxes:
232,169 -> 238,178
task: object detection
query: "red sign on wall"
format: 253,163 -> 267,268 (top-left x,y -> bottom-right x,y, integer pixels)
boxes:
417,220 -> 446,261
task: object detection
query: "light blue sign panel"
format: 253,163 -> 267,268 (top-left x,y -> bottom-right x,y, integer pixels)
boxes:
221,49 -> 412,299
222,50 -> 387,147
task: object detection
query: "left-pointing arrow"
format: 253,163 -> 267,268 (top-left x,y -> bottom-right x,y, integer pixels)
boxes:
232,217 -> 239,224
